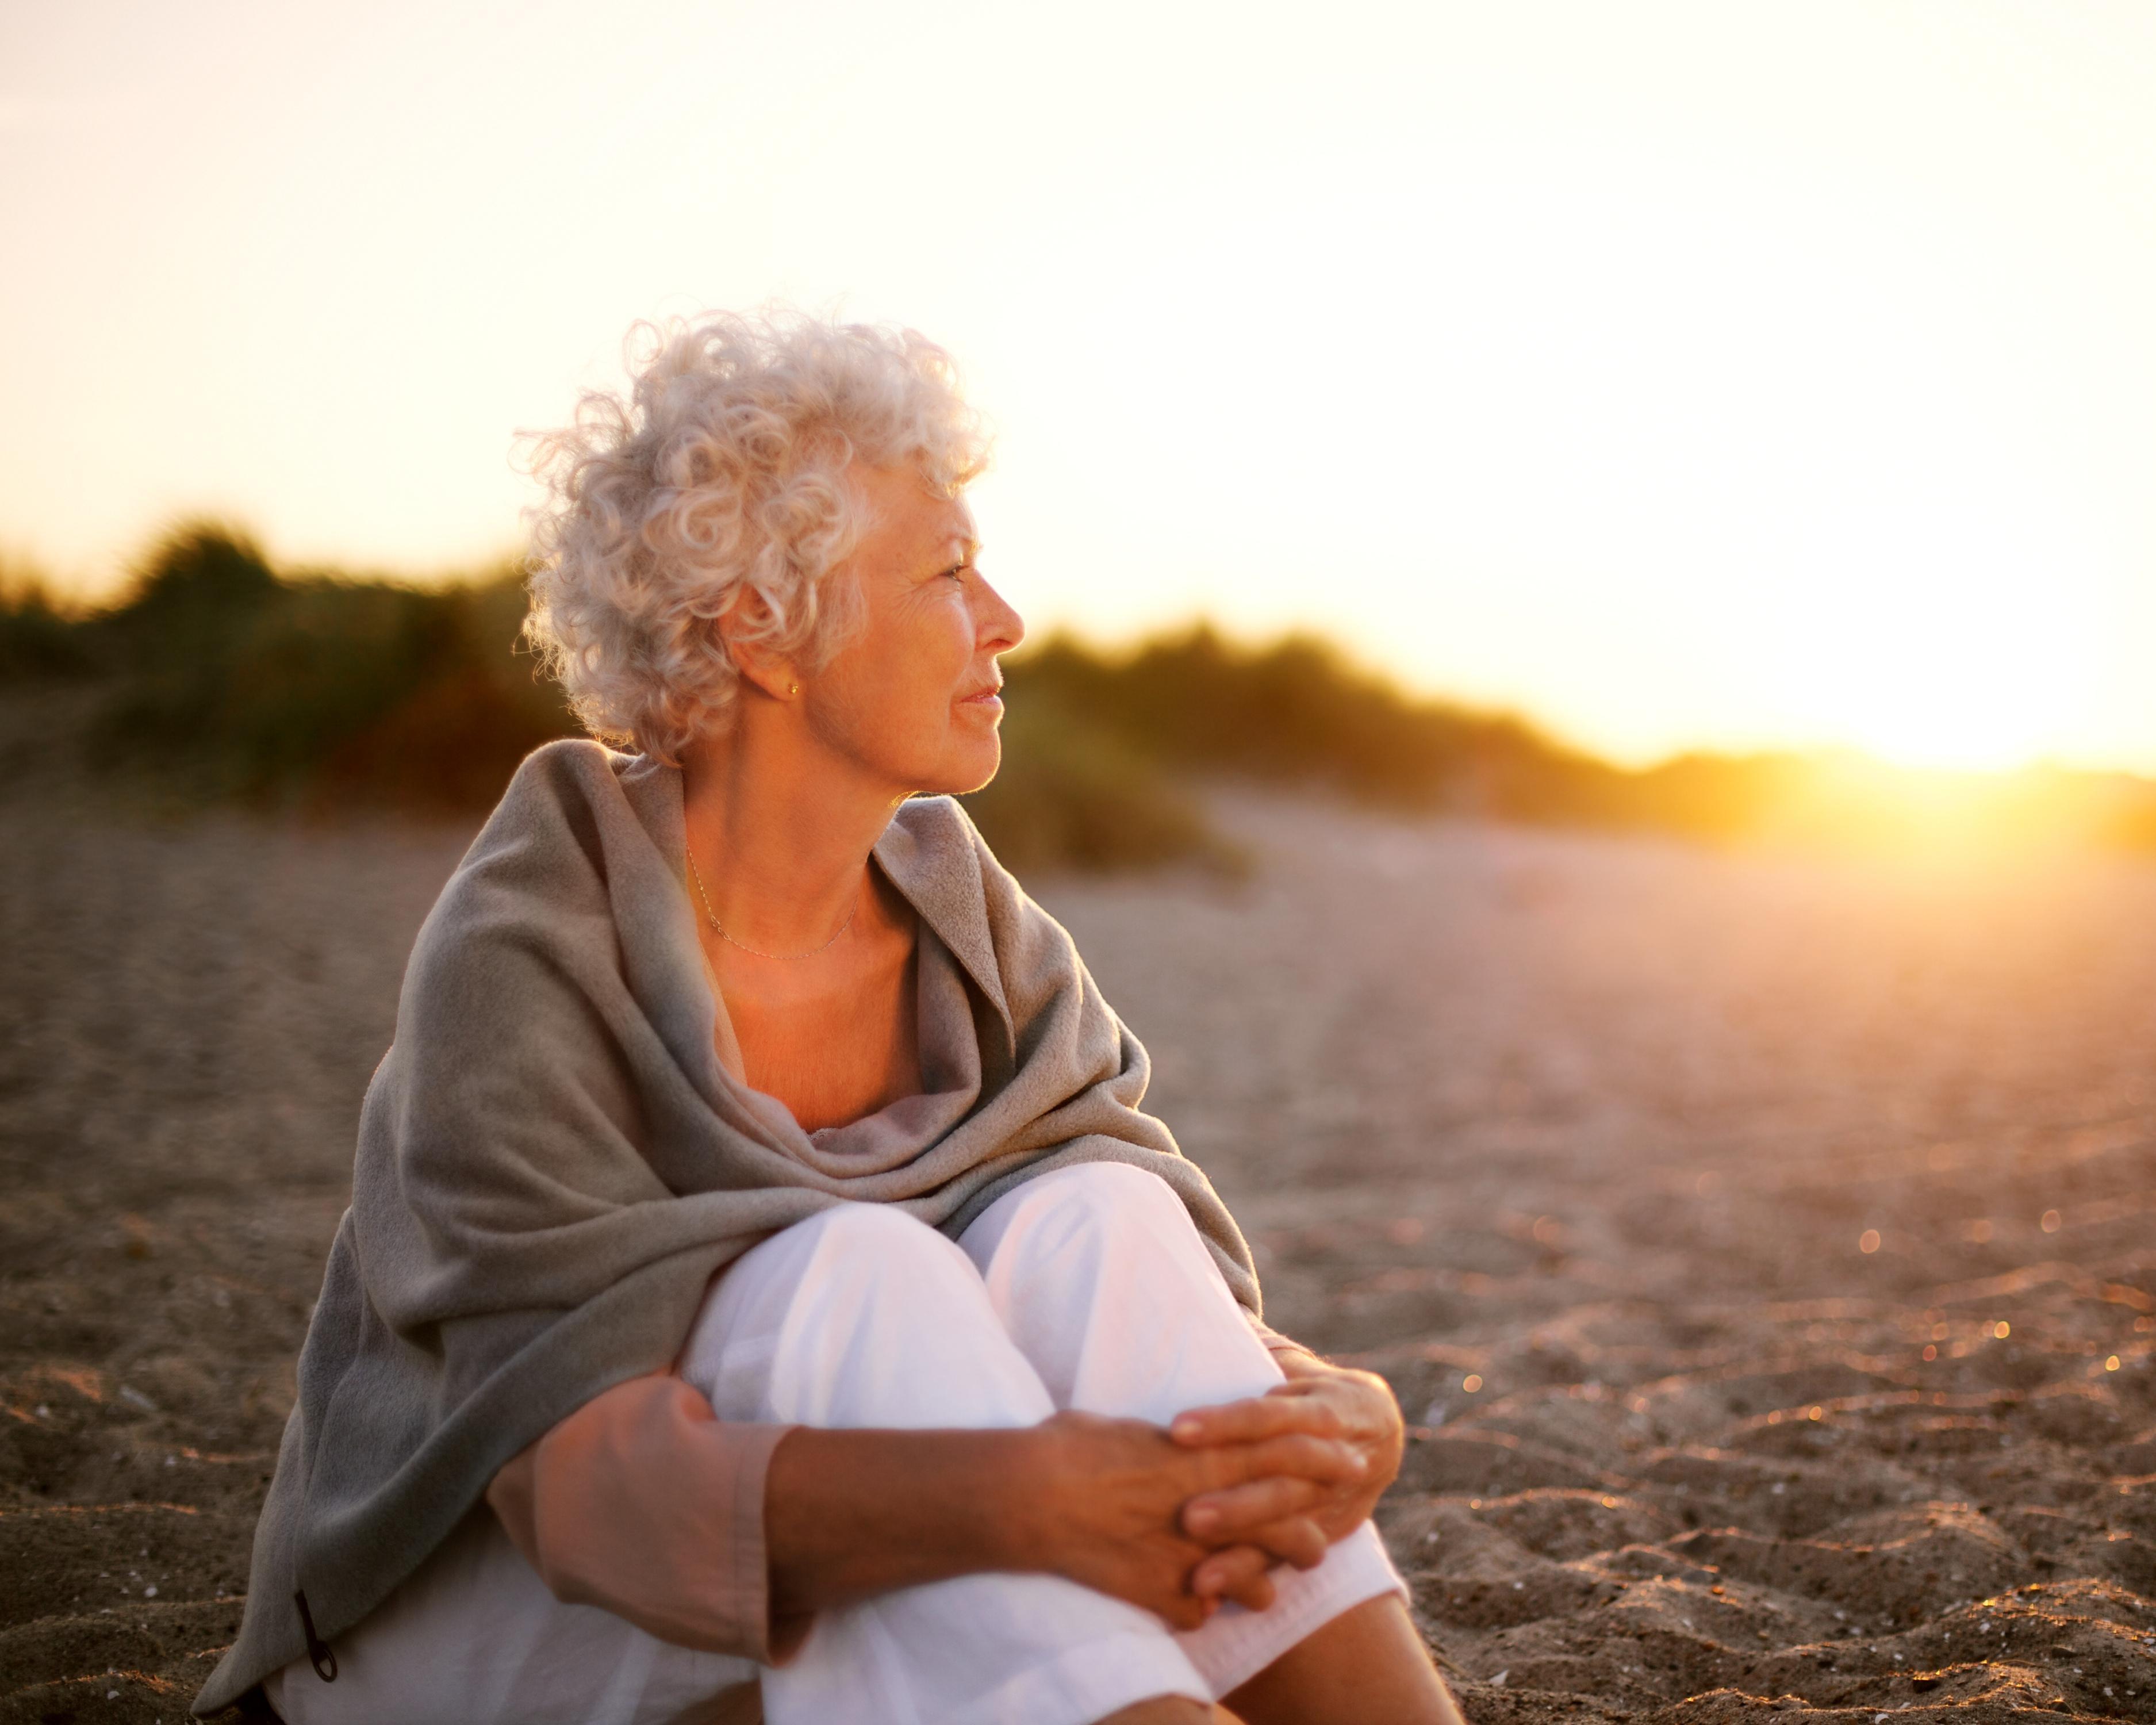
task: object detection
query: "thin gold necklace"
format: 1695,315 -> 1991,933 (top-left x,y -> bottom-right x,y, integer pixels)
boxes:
685,850 -> 857,961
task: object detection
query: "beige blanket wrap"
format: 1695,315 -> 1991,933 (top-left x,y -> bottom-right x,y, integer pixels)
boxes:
196,741 -> 1258,1715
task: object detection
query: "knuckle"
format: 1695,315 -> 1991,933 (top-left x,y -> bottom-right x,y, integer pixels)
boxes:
1298,1438 -> 1340,1474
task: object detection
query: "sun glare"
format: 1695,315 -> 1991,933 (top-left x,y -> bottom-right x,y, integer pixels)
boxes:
1749,508 -> 2096,773
1782,618 -> 2083,775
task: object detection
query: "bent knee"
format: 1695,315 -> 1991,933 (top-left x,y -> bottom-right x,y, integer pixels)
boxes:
796,1199 -> 950,1253
712,1201 -> 972,1324
1014,1159 -> 1184,1225
785,1200 -> 975,1285
689,1201 -> 1004,1402
1014,1162 -> 1202,1257
966,1159 -> 1210,1278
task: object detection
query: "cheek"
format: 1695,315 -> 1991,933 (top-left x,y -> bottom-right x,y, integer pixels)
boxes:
831,600 -> 971,738
908,592 -> 978,692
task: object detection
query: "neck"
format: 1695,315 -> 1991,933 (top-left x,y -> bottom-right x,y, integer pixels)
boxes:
679,692 -> 900,954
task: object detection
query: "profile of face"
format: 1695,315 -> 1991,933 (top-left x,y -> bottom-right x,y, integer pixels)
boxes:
793,463 -> 1025,799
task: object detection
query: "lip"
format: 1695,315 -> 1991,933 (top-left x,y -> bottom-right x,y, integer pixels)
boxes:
957,684 -> 1004,708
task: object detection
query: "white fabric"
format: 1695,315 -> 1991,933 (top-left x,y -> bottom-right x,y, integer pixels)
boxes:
267,1164 -> 1403,1725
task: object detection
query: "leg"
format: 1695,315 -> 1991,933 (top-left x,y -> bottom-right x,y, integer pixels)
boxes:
958,1164 -> 1430,1707
268,1203 -> 1204,1725
958,1161 -> 1276,1425
1101,1703 -> 1234,1725
1221,1594 -> 1464,1725
684,1201 -> 1214,1725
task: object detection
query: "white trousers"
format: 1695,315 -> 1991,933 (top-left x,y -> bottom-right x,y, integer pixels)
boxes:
268,1163 -> 1403,1725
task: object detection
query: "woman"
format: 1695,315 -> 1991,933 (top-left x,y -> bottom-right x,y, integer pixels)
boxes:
196,314 -> 1463,1725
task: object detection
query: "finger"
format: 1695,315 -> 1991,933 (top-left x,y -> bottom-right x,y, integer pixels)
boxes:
1183,1475 -> 1327,1540
1248,1516 -> 1329,1570
1209,1432 -> 1366,1490
1192,1544 -> 1276,1613
1170,1392 -> 1345,1447
1158,1592 -> 1213,1632
1190,1509 -> 1329,1571
1269,1377 -> 1396,1442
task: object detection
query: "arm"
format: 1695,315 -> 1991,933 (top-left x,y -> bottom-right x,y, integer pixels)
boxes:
487,1375 -> 807,1661
768,1409 -> 1368,1631
494,1377 -> 1368,1653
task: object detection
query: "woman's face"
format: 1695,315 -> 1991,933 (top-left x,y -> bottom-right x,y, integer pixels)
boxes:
799,463 -> 1024,798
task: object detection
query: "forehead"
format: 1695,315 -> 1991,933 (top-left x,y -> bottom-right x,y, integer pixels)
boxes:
854,462 -> 975,551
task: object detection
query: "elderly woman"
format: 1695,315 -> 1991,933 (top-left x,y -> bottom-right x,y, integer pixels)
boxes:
196,315 -> 1463,1725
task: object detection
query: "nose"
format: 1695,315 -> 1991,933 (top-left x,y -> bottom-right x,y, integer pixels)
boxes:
975,572 -> 1025,656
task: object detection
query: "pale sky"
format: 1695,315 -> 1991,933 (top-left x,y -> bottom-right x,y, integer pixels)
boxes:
3,1 -> 2152,771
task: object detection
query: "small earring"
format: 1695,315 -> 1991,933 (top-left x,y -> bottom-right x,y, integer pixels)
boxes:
787,681 -> 800,696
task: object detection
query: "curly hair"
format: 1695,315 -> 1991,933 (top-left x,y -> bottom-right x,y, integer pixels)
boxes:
522,311 -> 991,762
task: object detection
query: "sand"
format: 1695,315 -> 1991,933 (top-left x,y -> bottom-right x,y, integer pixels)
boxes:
3,785 -> 2153,1723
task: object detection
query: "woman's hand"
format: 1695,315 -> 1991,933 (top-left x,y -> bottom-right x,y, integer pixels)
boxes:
1017,1408 -> 1366,1630
1167,1354 -> 1405,1598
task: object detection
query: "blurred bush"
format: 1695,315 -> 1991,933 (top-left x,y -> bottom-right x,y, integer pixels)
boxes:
1000,628 -> 1621,818
962,691 -> 1243,876
999,626 -> 2156,858
0,563 -> 99,680
0,526 -> 1225,868
8,528 -> 2156,867
5,525 -> 573,814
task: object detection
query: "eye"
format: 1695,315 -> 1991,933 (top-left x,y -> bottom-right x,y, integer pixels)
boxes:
942,561 -> 971,582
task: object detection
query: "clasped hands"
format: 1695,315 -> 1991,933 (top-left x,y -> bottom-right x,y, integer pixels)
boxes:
1026,1354 -> 1403,1632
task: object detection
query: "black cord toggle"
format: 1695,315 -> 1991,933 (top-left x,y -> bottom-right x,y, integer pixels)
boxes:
293,1589 -> 339,1682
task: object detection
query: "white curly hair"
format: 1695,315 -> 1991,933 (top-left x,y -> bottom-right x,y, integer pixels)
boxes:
522,310 -> 991,763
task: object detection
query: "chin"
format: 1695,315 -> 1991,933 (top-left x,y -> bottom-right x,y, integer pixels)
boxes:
919,735 -> 1003,799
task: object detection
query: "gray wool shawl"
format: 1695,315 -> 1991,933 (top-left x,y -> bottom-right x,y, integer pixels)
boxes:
196,739 -> 1260,1716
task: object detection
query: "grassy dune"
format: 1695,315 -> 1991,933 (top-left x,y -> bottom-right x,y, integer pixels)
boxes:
6,525 -> 2154,868
2,528 -> 563,814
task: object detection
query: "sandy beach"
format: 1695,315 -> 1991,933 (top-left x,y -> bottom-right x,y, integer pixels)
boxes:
3,787 -> 2153,1722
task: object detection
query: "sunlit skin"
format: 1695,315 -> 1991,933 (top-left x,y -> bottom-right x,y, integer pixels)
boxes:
678,462 -> 1460,1724
684,462 -> 1016,1129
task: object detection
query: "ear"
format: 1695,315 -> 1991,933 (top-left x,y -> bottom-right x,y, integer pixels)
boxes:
716,613 -> 803,703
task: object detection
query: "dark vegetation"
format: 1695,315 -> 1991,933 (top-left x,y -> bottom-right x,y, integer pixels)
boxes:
2,527 -> 564,813
1002,633 -> 2156,856
7,523 -> 2156,868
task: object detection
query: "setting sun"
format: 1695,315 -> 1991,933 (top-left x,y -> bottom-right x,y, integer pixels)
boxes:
1747,545 -> 2096,773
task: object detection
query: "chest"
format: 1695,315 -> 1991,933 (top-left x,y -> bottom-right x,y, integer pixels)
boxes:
715,938 -> 922,1133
